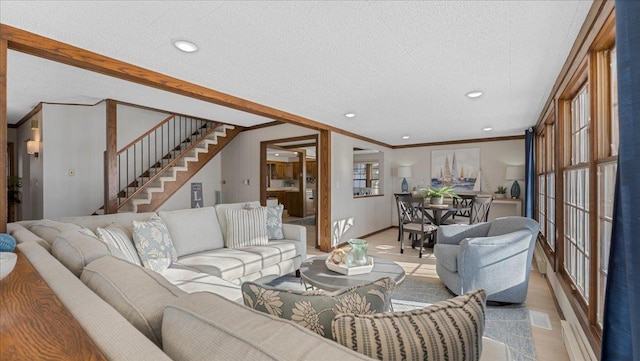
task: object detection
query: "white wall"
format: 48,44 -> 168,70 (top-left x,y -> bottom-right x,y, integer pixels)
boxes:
392,139 -> 525,224
14,111 -> 43,220
158,155 -> 222,211
42,103 -> 106,218
331,133 -> 393,245
117,104 -> 169,149
220,123 -> 318,203
28,102 -> 220,219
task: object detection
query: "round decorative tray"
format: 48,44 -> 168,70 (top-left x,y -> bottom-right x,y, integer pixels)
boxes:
325,257 -> 374,275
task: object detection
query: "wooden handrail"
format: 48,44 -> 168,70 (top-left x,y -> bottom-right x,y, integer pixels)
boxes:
117,114 -> 175,154
116,122 -> 224,210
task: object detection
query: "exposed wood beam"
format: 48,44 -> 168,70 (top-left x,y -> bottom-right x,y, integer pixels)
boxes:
0,38 -> 7,232
104,100 -> 118,214
0,24 -> 329,131
393,135 -> 525,149
319,130 -> 331,252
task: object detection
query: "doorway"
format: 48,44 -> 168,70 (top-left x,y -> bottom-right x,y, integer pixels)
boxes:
260,135 -> 318,249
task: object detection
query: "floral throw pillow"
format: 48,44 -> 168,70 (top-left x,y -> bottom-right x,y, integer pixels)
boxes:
241,277 -> 396,340
266,205 -> 285,240
132,216 -> 177,273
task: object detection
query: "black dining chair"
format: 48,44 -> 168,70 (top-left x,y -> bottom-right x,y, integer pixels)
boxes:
394,192 -> 412,243
446,195 -> 493,225
451,194 -> 475,220
396,195 -> 437,258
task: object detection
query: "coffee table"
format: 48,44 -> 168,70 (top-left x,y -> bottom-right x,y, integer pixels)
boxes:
299,254 -> 405,292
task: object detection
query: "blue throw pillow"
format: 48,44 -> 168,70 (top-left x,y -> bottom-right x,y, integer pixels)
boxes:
266,205 -> 285,240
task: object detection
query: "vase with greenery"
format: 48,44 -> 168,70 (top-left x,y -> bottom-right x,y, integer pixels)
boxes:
420,186 -> 459,205
494,185 -> 507,199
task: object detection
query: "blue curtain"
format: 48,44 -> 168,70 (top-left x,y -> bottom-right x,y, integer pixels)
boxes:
601,2 -> 640,360
524,128 -> 535,218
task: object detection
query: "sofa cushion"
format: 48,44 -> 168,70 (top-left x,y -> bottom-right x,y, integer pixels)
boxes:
96,224 -> 142,265
242,277 -> 396,340
162,292 -> 373,361
266,204 -> 285,240
158,207 -> 224,257
215,201 -> 261,243
26,220 -> 83,246
52,229 -> 110,277
132,217 -> 178,273
175,240 -> 298,281
332,289 -> 486,361
161,265 -> 242,302
81,256 -> 186,347
224,207 -> 269,248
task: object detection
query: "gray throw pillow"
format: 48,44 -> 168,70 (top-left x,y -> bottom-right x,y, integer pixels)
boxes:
242,277 -> 396,340
332,289 -> 487,361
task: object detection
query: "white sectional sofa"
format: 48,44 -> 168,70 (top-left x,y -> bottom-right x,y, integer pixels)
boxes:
7,201 -> 511,360
11,202 -> 304,301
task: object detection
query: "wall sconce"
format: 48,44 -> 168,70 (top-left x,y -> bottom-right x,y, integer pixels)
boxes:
27,140 -> 40,158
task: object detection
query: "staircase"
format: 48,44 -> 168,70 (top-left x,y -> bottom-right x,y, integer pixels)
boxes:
97,115 -> 241,214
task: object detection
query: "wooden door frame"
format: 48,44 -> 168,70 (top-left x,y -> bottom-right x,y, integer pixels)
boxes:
260,134 -> 320,248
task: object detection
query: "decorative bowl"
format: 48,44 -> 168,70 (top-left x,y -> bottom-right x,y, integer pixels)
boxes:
325,257 -> 374,276
0,252 -> 18,281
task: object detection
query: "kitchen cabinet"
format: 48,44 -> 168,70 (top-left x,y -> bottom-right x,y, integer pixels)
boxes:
286,192 -> 303,217
292,162 -> 300,180
284,163 -> 293,179
267,191 -> 287,208
306,161 -> 317,179
267,162 -> 285,179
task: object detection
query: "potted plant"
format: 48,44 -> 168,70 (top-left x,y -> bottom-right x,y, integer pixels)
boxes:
494,185 -> 507,199
420,186 -> 459,205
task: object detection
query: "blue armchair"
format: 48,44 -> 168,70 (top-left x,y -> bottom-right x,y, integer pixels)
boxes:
434,216 -> 540,303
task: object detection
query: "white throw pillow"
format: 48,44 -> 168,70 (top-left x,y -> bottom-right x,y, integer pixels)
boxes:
224,207 -> 269,248
96,224 -> 142,265
132,217 -> 177,272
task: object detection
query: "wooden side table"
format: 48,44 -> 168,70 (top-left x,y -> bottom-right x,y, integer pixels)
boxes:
0,250 -> 107,361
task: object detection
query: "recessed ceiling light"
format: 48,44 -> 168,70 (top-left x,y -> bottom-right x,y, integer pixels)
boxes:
466,91 -> 484,98
274,153 -> 280,156
344,113 -> 356,118
173,40 -> 198,53
402,135 -> 410,139
482,127 -> 493,131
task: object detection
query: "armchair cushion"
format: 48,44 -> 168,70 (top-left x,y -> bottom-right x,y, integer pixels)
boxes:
435,217 -> 540,303
434,243 -> 459,272
332,289 -> 486,361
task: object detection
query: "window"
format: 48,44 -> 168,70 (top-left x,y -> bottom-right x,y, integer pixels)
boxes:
596,46 -> 618,327
353,148 -> 383,197
536,119 -> 556,252
353,163 -> 380,196
563,85 -> 591,302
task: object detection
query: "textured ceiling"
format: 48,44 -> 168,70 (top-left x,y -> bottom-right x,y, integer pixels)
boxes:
1,1 -> 592,145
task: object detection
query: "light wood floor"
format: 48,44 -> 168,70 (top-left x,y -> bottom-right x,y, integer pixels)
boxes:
296,224 -> 569,361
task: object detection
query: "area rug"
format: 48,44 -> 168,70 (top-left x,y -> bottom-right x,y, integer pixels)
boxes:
267,275 -> 536,361
286,216 -> 316,226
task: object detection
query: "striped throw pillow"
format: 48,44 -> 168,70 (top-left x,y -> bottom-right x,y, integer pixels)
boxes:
224,207 -> 269,248
96,224 -> 142,265
332,289 -> 486,361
